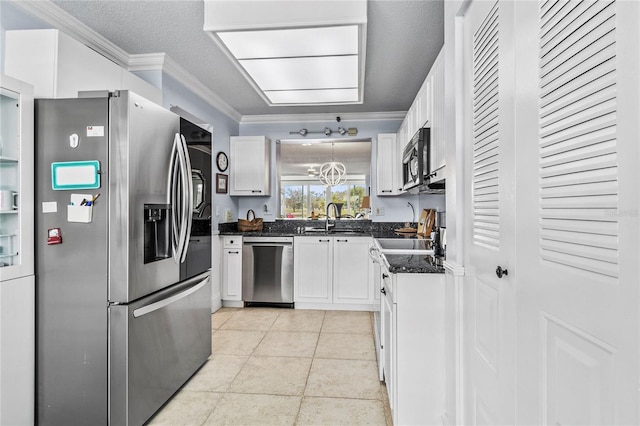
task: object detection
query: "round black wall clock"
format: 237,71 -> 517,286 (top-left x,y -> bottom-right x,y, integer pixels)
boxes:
216,151 -> 228,172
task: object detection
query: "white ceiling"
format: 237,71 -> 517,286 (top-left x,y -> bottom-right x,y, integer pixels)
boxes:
39,0 -> 444,118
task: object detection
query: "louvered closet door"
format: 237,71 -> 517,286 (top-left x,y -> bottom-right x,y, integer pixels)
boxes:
462,1 -> 517,424
514,0 -> 639,424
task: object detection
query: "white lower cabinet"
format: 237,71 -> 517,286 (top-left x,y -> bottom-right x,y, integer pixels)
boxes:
221,236 -> 242,304
380,263 -> 446,425
0,275 -> 35,426
333,237 -> 373,304
294,236 -> 372,309
381,270 -> 395,411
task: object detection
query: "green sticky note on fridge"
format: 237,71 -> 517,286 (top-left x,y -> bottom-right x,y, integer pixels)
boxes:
51,161 -> 101,190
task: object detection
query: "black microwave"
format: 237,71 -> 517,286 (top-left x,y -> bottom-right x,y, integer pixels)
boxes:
402,128 -> 429,191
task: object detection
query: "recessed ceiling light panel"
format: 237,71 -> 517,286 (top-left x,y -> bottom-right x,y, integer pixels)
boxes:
204,0 -> 367,106
265,88 -> 359,104
239,55 -> 358,91
218,26 -> 358,59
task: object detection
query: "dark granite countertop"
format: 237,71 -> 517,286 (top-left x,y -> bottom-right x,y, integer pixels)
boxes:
218,220 -> 425,239
384,253 -> 445,274
218,220 -> 445,274
219,229 -> 427,239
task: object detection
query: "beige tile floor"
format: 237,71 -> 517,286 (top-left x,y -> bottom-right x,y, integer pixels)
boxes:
148,307 -> 392,426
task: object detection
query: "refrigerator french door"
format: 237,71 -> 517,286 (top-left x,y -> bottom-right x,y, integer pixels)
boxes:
35,91 -> 211,426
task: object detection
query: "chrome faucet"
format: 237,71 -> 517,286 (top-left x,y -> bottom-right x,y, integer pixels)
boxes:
326,202 -> 338,231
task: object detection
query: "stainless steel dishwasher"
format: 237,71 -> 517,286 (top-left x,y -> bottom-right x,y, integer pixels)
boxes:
242,236 -> 294,308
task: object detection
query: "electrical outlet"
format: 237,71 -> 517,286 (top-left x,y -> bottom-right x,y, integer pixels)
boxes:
375,207 -> 385,216
215,206 -> 220,217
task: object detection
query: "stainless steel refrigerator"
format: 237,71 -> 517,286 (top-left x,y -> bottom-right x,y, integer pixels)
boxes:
34,91 -> 212,426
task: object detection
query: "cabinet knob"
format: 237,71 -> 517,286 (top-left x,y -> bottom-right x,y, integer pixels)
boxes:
229,251 -> 239,254
380,287 -> 386,295
382,273 -> 389,279
495,266 -> 508,278
251,190 -> 262,193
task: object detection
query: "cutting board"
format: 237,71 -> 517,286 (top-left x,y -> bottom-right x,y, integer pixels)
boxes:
417,209 -> 436,237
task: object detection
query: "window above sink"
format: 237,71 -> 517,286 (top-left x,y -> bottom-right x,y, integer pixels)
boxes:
279,138 -> 372,220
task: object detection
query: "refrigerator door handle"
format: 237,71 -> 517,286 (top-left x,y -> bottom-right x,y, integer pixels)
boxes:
168,134 -> 182,263
133,274 -> 209,318
175,135 -> 188,261
178,134 -> 193,263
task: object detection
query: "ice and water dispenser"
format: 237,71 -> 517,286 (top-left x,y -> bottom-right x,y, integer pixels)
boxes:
144,204 -> 171,263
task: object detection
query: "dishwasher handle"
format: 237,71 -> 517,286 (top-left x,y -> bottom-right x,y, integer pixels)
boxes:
243,242 -> 292,247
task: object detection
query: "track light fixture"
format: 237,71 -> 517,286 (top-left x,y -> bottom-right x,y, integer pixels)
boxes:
288,127 -> 358,137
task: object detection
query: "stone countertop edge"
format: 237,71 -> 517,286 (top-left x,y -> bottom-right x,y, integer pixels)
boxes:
383,254 -> 446,274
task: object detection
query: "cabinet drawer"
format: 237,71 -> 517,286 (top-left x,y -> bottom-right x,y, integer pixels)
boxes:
223,236 -> 242,249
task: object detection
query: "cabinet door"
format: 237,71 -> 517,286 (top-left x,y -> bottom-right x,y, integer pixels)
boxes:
0,75 -> 34,281
396,118 -> 408,153
333,237 -> 372,304
376,133 -> 401,195
381,272 -> 395,414
0,274 -> 35,425
222,248 -> 242,300
293,237 -> 332,303
419,76 -> 432,129
429,49 -> 446,182
229,136 -> 270,196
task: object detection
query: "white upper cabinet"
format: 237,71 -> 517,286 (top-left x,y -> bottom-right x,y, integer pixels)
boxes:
429,49 -> 445,182
408,75 -> 432,139
376,133 -> 404,195
0,75 -> 34,281
396,118 -> 409,159
229,136 -> 271,196
395,46 -> 445,181
4,29 -> 162,104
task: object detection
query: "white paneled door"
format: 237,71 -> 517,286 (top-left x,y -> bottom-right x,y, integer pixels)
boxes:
515,1 -> 639,424
462,1 -> 517,424
461,0 -> 639,425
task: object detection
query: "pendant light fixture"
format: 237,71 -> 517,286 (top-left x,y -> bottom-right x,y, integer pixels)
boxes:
319,142 -> 347,186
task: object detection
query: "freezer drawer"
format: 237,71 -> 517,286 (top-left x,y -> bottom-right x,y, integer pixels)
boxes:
109,271 -> 211,426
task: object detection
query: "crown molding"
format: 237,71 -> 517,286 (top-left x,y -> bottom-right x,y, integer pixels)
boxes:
129,53 -> 242,122
11,1 -> 403,126
11,0 -> 242,123
11,0 -> 130,68
240,111 -> 406,125
127,53 -> 166,71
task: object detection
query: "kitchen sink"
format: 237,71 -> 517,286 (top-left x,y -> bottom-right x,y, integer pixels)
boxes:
303,227 -> 326,233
